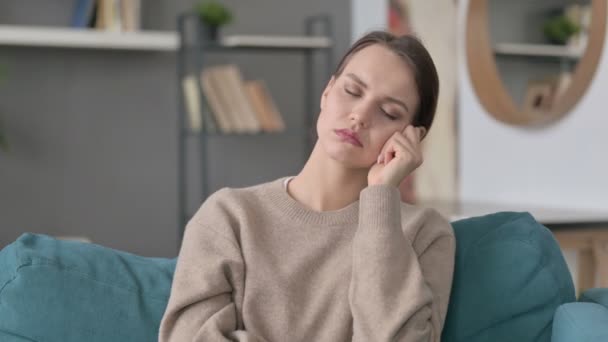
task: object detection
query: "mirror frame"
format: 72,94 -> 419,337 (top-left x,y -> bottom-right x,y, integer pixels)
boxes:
466,0 -> 607,126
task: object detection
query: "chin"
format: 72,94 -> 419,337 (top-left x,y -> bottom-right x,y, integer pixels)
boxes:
321,139 -> 373,169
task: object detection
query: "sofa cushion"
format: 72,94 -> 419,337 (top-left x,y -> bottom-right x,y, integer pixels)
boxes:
552,302 -> 608,342
441,212 -> 576,342
0,233 -> 176,342
0,212 -> 576,342
579,288 -> 608,307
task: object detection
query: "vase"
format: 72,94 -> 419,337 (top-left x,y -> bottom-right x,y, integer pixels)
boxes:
201,24 -> 219,42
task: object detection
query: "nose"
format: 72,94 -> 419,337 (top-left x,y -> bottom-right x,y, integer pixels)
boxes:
348,102 -> 375,129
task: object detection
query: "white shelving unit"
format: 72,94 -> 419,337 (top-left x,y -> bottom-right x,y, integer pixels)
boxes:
219,35 -> 332,49
0,25 -> 334,51
494,42 -> 584,59
0,25 -> 178,51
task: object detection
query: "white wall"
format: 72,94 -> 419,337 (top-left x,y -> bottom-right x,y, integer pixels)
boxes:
351,0 -> 387,42
457,0 -> 608,211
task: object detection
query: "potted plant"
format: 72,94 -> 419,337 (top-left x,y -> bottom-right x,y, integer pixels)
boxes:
196,0 -> 233,42
543,15 -> 580,45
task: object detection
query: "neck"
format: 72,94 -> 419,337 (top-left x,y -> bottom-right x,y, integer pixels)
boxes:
288,142 -> 368,212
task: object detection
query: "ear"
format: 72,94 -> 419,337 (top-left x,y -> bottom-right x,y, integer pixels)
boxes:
320,76 -> 336,110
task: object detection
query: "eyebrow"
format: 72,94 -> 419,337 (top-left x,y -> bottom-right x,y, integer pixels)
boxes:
346,73 -> 410,113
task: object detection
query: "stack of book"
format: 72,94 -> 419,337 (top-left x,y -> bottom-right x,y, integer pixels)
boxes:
182,64 -> 286,134
70,0 -> 141,32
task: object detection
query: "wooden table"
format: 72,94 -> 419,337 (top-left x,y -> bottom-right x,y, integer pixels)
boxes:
422,200 -> 608,296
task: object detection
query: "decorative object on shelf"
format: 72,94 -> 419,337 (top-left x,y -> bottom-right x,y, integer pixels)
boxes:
564,3 -> 592,49
196,0 -> 233,41
543,14 -> 580,45
522,73 -> 573,115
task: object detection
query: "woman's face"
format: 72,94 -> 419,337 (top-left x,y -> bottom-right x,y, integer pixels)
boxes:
317,44 -> 420,169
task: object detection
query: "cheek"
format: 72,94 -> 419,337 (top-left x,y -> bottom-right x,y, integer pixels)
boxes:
318,94 -> 347,129
324,90 -> 352,117
370,126 -> 402,153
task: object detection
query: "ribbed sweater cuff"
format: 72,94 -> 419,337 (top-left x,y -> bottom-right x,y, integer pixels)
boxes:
359,184 -> 402,231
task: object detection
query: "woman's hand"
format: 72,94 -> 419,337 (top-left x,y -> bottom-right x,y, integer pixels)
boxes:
367,125 -> 426,187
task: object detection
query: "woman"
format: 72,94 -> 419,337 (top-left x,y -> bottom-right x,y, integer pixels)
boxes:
159,31 -> 455,342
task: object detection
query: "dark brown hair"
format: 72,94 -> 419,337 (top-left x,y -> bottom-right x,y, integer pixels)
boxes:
333,31 -> 439,136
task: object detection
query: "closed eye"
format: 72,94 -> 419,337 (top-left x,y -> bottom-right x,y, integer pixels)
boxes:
381,108 -> 398,121
344,87 -> 361,97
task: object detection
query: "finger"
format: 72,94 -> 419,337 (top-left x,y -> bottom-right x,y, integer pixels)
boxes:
383,144 -> 396,164
378,132 -> 398,164
402,124 -> 415,136
377,139 -> 390,164
403,126 -> 420,144
392,138 -> 417,160
393,137 -> 424,166
402,124 -> 413,134
419,127 -> 427,139
395,129 -> 419,149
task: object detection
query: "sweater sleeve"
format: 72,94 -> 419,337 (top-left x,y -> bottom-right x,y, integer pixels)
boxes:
349,184 -> 456,342
158,198 -> 267,342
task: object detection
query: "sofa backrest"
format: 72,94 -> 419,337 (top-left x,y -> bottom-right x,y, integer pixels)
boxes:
441,212 -> 576,342
0,211 -> 575,342
0,233 -> 176,342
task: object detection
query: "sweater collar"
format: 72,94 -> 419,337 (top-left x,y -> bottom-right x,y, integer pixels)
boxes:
265,177 -> 360,226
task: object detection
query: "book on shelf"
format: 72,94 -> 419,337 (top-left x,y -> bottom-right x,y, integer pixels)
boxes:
182,75 -> 218,133
120,0 -> 141,32
218,65 -> 262,133
81,0 -> 141,32
245,80 -> 286,132
200,68 -> 234,133
197,64 -> 286,134
202,66 -> 247,133
70,0 -> 97,28
182,75 -> 202,132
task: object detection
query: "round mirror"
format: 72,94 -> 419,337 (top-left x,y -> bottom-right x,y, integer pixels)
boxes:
466,0 -> 606,127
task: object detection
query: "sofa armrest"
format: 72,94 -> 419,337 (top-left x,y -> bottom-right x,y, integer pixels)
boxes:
579,288 -> 608,308
552,302 -> 608,342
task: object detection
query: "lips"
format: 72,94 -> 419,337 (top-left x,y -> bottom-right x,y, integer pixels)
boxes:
334,129 -> 363,147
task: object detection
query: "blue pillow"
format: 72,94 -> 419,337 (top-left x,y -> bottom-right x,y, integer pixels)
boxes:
552,302 -> 608,342
0,233 -> 176,342
441,212 -> 575,342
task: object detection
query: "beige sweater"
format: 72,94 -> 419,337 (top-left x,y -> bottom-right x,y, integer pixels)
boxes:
159,177 -> 455,342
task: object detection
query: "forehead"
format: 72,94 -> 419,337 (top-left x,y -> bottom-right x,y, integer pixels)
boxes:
341,44 -> 417,95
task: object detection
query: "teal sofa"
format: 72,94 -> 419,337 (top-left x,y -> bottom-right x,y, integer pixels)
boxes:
1,212 -> 607,341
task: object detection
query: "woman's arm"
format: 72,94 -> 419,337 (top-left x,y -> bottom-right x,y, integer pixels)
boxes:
158,194 -> 267,342
349,184 -> 455,341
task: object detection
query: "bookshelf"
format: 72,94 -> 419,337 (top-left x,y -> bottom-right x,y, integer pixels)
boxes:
0,25 -> 332,52
176,12 -> 334,239
0,25 -> 178,51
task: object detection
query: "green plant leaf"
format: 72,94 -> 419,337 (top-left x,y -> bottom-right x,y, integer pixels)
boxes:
543,15 -> 581,45
196,1 -> 233,27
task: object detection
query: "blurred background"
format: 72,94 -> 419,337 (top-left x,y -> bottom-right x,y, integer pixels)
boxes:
0,1 -> 606,295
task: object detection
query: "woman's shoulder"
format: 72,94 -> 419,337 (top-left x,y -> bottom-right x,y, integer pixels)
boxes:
398,202 -> 455,241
